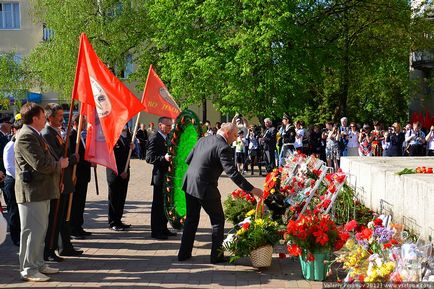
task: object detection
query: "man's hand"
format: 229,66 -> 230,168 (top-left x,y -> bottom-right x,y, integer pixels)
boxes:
60,157 -> 69,169
74,153 -> 80,163
129,142 -> 135,150
164,153 -> 171,162
250,187 -> 263,198
0,171 -> 5,182
120,172 -> 128,179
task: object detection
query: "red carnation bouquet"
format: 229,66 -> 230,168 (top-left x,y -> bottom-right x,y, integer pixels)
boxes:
285,211 -> 349,261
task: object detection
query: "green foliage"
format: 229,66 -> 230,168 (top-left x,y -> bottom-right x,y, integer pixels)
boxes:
164,109 -> 201,229
27,0 -> 153,101
0,52 -> 28,106
172,124 -> 198,216
332,184 -> 375,226
223,194 -> 256,225
25,0 -> 433,122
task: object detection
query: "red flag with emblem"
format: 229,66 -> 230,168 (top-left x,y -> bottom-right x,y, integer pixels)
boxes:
71,33 -> 144,174
141,65 -> 180,119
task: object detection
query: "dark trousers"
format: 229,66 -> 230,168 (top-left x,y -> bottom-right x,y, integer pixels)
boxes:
409,144 -> 424,156
264,148 -> 276,173
178,193 -> 225,262
45,198 -> 60,254
139,143 -> 147,160
151,184 -> 168,234
3,175 -> 20,245
71,179 -> 89,233
108,176 -> 129,226
428,149 -> 434,156
57,192 -> 74,252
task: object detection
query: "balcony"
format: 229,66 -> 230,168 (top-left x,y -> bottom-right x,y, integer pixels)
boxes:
411,50 -> 434,70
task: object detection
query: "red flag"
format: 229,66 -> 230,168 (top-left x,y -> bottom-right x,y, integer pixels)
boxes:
82,103 -> 118,174
141,65 -> 180,119
71,33 -> 144,152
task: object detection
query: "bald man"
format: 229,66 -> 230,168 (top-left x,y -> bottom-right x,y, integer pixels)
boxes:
178,122 -> 262,264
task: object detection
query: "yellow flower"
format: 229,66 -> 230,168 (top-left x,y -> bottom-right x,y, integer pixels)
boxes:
245,209 -> 255,217
270,188 -> 275,194
236,228 -> 245,235
254,219 -> 265,226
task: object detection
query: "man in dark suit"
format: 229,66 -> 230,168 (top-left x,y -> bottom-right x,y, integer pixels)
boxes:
107,126 -> 134,231
145,116 -> 176,240
178,122 -> 263,264
15,103 -> 69,282
69,114 -> 92,238
136,123 -> 148,160
262,118 -> 277,172
41,103 -> 83,260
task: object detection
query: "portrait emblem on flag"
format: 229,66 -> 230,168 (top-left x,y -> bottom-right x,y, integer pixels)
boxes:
159,87 -> 179,111
90,76 -> 112,118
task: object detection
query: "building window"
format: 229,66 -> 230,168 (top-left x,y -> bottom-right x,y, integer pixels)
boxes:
0,2 -> 20,29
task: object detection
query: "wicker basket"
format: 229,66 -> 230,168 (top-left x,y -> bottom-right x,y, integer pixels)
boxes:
250,245 -> 273,268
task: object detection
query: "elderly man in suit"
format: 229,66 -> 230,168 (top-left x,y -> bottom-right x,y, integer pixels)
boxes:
15,103 -> 69,282
145,116 -> 176,240
41,103 -> 83,259
178,122 -> 263,264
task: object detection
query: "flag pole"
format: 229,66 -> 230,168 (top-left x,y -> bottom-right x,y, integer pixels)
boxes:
67,111 -> 84,221
122,65 -> 152,174
94,166 -> 99,195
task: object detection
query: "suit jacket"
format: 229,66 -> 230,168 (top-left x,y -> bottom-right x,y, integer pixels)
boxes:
262,127 -> 277,150
14,124 -> 61,203
136,129 -> 148,145
145,131 -> 169,186
69,128 -> 91,183
106,135 -> 131,182
182,134 -> 254,200
41,124 -> 77,193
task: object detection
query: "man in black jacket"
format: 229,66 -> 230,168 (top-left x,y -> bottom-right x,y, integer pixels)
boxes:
262,118 -> 277,172
69,114 -> 92,238
178,122 -> 262,264
136,123 -> 148,160
107,126 -> 134,231
42,103 -> 83,261
145,116 -> 175,240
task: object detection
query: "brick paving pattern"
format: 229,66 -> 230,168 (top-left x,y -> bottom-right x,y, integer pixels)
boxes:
0,160 -> 323,288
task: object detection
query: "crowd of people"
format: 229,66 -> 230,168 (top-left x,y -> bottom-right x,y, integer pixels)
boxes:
200,114 -> 434,172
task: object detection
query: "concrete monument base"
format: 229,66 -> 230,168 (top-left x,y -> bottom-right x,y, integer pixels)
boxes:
340,156 -> 434,241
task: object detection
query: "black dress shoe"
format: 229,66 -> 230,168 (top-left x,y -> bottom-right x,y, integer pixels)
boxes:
211,256 -> 228,264
120,223 -> 131,229
70,232 -> 86,239
109,225 -> 125,231
163,229 -> 177,237
80,230 -> 92,236
151,233 -> 168,240
44,254 -> 64,262
60,248 -> 84,256
178,254 -> 192,261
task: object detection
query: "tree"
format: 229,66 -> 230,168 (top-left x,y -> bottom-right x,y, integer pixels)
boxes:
0,52 -> 29,108
27,0 -> 153,101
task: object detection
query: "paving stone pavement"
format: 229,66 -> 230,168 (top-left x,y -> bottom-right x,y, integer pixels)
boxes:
0,160 -> 324,288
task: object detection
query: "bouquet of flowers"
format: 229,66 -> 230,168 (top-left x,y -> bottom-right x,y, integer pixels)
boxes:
223,188 -> 256,224
223,211 -> 282,263
286,211 -> 349,260
335,217 -> 401,282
